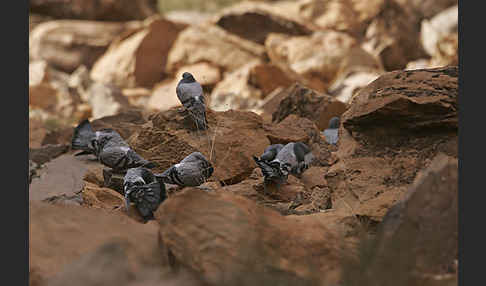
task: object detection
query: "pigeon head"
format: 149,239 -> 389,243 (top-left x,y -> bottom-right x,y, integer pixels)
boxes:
181,72 -> 196,83
328,116 -> 340,129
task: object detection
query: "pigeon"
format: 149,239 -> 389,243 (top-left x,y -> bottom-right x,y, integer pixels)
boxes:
155,152 -> 214,188
258,144 -> 284,162
124,167 -> 167,222
323,116 -> 340,145
253,142 -> 313,193
71,119 -> 156,172
176,72 -> 208,130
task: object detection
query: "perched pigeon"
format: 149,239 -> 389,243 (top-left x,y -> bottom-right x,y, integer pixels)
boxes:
253,142 -> 313,193
176,72 -> 208,130
259,144 -> 284,162
155,152 -> 214,187
72,119 -> 156,171
323,116 -> 340,145
124,167 -> 167,222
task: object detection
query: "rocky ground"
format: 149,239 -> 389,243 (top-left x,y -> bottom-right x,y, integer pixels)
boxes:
29,1 -> 458,285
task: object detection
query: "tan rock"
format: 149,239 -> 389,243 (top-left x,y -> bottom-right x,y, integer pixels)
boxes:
155,189 -> 344,285
91,17 -> 187,89
395,0 -> 458,20
166,23 -> 265,74
147,79 -> 180,111
122,87 -> 152,108
328,71 -> 382,104
266,31 -> 382,93
81,181 -> 125,210
30,20 -> 129,73
175,63 -> 221,87
85,82 -> 132,120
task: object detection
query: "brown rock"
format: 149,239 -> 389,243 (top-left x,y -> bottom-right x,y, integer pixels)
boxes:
265,31 -> 382,93
361,0 -> 427,71
249,63 -> 293,96
42,193 -> 84,206
29,119 -> 48,148
29,201 -> 160,281
29,0 -> 158,21
91,17 -> 187,89
29,13 -> 52,32
264,114 -> 320,145
155,189 -> 343,285
395,0 -> 458,20
271,83 -> 348,131
29,144 -> 69,165
213,1 -> 313,44
81,181 -> 125,210
29,20 -> 130,73
122,87 -> 152,108
131,108 -> 270,185
85,82 -> 133,120
166,23 -> 265,74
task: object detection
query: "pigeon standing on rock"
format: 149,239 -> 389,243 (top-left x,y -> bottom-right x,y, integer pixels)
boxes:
124,167 -> 167,222
253,142 -> 313,193
72,119 -> 156,172
155,152 -> 214,188
176,72 -> 208,130
323,116 -> 340,145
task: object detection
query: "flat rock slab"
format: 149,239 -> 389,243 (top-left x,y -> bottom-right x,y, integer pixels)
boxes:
29,154 -> 97,201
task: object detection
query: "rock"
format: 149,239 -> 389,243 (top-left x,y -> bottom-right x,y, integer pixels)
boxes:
263,114 -> 320,145
42,193 -> 84,206
29,20 -> 130,73
420,5 -> 458,67
271,83 -> 348,131
265,31 -> 382,93
175,63 -> 222,88
328,71 -> 382,104
130,108 -> 270,185
249,62 -> 293,96
293,0 -> 385,37
155,189 -> 343,285
29,160 -> 38,184
213,1 -> 314,44
29,13 -> 52,32
29,144 -> 69,165
85,82 -> 133,120
81,181 -> 125,210
395,0 -> 458,20
147,79 -> 181,111
361,0 -> 427,71
325,67 -> 458,223
29,201 -> 161,281
29,0 -> 158,21
91,17 -> 187,89
29,119 -> 48,148
164,10 -> 213,26
122,87 -> 152,108
166,23 -> 265,74
345,154 -> 458,285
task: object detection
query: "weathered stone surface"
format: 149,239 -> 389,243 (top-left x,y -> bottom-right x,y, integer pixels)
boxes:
85,82 -> 133,120
155,189 -> 343,285
81,181 -> 125,210
264,114 -> 320,145
91,17 -> 187,89
395,0 -> 458,20
29,0 -> 158,21
29,144 -> 69,165
29,20 -> 129,73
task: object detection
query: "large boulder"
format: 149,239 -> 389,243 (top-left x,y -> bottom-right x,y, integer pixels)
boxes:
266,31 -> 382,93
29,0 -> 158,21
155,189 -> 344,285
90,17 -> 187,89
395,0 -> 458,20
166,23 -> 265,74
326,67 -> 458,223
29,20 -> 131,73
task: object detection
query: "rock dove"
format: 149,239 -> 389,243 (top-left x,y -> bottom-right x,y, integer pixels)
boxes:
124,167 -> 167,222
259,144 -> 284,162
176,72 -> 208,130
253,142 -> 313,193
155,152 -> 214,187
323,116 -> 340,145
72,119 -> 156,172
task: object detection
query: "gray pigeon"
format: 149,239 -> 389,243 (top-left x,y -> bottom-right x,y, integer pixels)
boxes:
72,119 -> 156,172
259,144 -> 284,162
253,142 -> 313,193
176,72 -> 208,130
323,116 -> 340,145
155,152 -> 214,187
124,167 -> 167,222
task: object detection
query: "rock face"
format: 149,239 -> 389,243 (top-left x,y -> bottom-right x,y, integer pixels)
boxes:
130,108 -> 270,185
271,83 -> 348,131
29,20 -> 129,73
85,82 -> 132,119
166,23 -> 265,74
90,17 -> 187,89
266,31 -> 382,92
155,189 -> 343,286
29,0 -> 158,21
326,66 -> 458,224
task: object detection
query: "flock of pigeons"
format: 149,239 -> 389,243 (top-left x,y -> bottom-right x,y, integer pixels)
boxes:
71,72 -> 341,222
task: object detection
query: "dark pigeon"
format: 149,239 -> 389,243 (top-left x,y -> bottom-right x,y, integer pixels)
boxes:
176,72 -> 208,130
155,152 -> 214,187
124,167 -> 167,222
323,116 -> 340,145
71,119 -> 156,172
259,144 -> 284,162
253,142 -> 313,193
